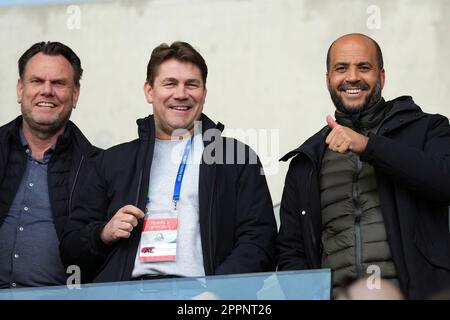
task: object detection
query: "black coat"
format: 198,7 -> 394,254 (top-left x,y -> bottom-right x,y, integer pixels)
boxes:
276,96 -> 450,299
0,116 -> 101,239
60,114 -> 277,283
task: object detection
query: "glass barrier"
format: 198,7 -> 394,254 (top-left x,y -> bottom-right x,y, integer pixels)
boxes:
0,269 -> 331,300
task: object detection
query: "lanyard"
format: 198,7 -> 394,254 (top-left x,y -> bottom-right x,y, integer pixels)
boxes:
172,136 -> 194,210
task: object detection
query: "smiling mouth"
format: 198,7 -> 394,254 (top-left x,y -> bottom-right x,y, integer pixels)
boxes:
169,106 -> 192,111
36,102 -> 57,108
345,89 -> 362,95
338,82 -> 369,95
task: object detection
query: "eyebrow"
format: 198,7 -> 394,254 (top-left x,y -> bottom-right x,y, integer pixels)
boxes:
161,77 -> 202,84
161,77 -> 178,83
28,75 -> 69,83
332,61 -> 374,70
185,79 -> 202,84
356,61 -> 373,67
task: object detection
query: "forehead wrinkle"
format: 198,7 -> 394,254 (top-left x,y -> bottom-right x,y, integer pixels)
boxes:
332,50 -> 376,67
28,73 -> 69,81
24,55 -> 75,84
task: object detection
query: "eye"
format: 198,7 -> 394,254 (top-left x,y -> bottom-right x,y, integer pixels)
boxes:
335,66 -> 346,72
52,80 -> 66,86
186,83 -> 200,89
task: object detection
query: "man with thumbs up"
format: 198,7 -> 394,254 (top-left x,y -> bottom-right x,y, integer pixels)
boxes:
276,33 -> 450,299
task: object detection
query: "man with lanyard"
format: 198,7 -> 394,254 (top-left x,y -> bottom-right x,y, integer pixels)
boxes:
60,41 -> 277,285
0,41 -> 100,288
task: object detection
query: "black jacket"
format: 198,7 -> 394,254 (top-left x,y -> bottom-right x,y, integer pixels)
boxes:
60,114 -> 277,283
0,116 -> 101,239
276,96 -> 450,299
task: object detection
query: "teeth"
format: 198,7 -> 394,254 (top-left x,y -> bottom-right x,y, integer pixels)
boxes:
171,106 -> 190,110
37,102 -> 56,108
346,89 -> 361,94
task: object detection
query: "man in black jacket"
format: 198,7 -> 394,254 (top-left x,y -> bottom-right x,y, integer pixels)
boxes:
60,42 -> 277,285
277,33 -> 450,299
0,42 -> 100,288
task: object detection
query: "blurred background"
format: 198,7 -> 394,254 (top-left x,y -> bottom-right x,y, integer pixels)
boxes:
1,0 -> 450,221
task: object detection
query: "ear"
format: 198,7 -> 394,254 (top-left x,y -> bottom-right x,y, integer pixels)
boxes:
144,81 -> 153,104
379,68 -> 385,89
72,84 -> 80,109
325,72 -> 330,91
16,78 -> 23,104
202,87 -> 207,104
199,86 -> 207,114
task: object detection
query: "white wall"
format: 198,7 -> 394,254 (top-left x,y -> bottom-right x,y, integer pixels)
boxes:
1,0 -> 450,204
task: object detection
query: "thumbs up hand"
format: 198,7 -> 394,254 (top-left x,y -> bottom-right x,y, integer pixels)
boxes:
326,115 -> 338,130
325,115 -> 369,154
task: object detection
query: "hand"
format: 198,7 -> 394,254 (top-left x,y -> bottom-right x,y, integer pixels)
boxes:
325,115 -> 369,154
191,291 -> 220,300
100,205 -> 145,245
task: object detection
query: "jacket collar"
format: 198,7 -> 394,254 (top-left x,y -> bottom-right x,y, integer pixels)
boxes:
380,95 -> 424,129
280,126 -> 329,166
6,115 -> 98,157
65,121 -> 100,157
136,113 -> 225,144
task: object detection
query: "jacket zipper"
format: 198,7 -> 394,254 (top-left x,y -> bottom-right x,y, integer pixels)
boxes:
353,155 -> 363,278
296,150 -> 321,256
306,169 -> 317,251
69,155 -> 84,217
207,163 -> 218,273
134,169 -> 144,207
122,137 -> 151,280
204,123 -> 224,275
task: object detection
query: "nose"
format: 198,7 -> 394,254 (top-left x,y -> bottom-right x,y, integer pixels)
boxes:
41,81 -> 54,96
173,85 -> 188,100
345,66 -> 359,83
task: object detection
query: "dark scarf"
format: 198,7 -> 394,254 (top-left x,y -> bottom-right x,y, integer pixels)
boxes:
334,98 -> 390,134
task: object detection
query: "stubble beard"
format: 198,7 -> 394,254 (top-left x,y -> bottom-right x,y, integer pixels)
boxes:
329,78 -> 382,115
21,105 -> 72,139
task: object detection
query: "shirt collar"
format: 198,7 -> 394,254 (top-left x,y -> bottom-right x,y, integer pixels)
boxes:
19,127 -> 55,164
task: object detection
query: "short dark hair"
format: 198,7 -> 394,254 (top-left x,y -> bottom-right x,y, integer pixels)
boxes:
326,34 -> 384,72
18,41 -> 83,86
146,41 -> 208,86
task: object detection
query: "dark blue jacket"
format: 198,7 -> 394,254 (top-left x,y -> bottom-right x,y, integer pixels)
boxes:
60,114 -> 277,282
277,96 -> 450,299
0,116 -> 101,239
